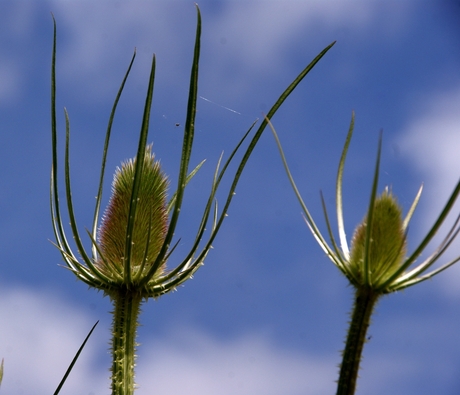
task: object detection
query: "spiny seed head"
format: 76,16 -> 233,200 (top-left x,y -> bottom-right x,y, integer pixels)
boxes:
97,145 -> 169,277
349,189 -> 407,286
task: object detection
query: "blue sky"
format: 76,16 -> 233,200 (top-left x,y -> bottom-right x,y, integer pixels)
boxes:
1,1 -> 460,394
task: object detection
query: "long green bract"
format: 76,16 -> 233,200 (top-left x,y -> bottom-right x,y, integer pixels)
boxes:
200,40 -> 337,261
92,51 -> 137,261
381,177 -> 460,290
123,54 -> 156,285
268,116 -> 338,269
141,6 -> 202,286
161,123 -> 256,283
64,110 -> 111,284
336,112 -> 355,260
362,132 -> 382,286
144,40 -> 336,293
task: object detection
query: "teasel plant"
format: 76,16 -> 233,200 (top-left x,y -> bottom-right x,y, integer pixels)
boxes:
268,112 -> 460,395
50,6 -> 335,394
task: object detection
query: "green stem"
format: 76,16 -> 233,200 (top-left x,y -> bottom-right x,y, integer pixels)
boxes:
336,286 -> 379,395
111,290 -> 143,395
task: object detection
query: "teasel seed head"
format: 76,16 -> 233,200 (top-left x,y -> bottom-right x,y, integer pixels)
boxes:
97,145 -> 169,279
349,188 -> 407,287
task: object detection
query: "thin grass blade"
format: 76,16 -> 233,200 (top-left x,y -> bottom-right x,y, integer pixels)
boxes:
53,321 -> 99,395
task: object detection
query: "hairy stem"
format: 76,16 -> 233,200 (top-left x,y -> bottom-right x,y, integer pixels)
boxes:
111,290 -> 142,395
336,286 -> 379,395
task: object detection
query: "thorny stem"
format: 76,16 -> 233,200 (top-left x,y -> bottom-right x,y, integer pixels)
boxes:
336,287 -> 379,395
110,290 -> 143,395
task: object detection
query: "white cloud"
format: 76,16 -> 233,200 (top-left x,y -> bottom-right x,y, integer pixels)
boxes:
0,286 -> 337,395
1,285 -> 457,394
0,2 -> 38,104
46,0 -> 415,102
0,61 -> 21,104
0,287 -> 107,394
399,87 -> 460,182
0,0 -> 416,110
137,329 -> 335,395
398,86 -> 460,296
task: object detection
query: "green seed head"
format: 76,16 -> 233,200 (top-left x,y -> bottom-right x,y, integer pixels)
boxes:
97,145 -> 169,278
349,189 -> 407,287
